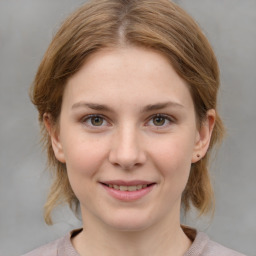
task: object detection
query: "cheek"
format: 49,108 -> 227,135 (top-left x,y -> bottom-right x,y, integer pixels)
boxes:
62,136 -> 109,188
63,141 -> 108,206
149,134 -> 194,183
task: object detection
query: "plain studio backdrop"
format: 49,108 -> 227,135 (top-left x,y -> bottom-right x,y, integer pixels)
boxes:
0,1 -> 255,255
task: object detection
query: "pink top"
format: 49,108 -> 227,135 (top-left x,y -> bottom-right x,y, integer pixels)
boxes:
22,228 -> 246,256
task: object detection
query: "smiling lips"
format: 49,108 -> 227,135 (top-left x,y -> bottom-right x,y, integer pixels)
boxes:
106,184 -> 148,191
101,181 -> 155,201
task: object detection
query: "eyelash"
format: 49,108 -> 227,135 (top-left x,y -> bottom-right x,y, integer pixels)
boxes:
81,113 -> 175,129
146,114 -> 175,128
81,114 -> 110,128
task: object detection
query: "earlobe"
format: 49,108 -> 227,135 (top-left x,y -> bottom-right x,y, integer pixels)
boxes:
43,113 -> 66,163
192,109 -> 216,163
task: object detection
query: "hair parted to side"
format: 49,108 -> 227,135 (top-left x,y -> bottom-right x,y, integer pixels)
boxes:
31,0 -> 224,225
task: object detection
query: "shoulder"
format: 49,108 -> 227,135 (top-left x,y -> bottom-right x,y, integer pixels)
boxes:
21,229 -> 81,256
186,231 -> 246,256
21,236 -> 65,256
204,236 -> 246,256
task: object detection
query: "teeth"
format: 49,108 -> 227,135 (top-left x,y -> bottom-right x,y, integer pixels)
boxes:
120,186 -> 127,191
128,186 -> 137,191
107,184 -> 149,191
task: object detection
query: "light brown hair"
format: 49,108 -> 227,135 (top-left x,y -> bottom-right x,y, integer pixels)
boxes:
31,0 -> 224,225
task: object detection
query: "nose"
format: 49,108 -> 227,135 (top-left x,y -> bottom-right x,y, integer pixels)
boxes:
108,126 -> 146,170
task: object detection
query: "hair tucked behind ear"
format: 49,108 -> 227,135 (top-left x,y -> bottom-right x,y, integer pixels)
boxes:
31,0 -> 224,224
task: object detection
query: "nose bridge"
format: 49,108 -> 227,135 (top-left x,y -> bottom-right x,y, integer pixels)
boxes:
109,123 -> 146,169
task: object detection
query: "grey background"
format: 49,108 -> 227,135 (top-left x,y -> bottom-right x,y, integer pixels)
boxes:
0,0 -> 255,255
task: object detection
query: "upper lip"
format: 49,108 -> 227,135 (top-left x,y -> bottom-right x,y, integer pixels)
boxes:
100,180 -> 155,186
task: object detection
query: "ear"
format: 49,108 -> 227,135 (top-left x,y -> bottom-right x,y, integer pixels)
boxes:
43,113 -> 66,163
191,109 -> 216,163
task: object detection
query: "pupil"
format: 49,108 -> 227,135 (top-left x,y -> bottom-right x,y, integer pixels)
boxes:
92,117 -> 103,126
153,116 -> 165,126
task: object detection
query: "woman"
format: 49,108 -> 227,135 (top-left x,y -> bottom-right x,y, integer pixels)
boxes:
23,0 -> 245,255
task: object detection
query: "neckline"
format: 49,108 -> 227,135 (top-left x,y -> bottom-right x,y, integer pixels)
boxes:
58,227 -> 209,256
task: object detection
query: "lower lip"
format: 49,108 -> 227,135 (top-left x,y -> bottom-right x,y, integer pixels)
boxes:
101,184 -> 155,202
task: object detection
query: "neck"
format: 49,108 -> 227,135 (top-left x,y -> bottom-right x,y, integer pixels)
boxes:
72,210 -> 192,256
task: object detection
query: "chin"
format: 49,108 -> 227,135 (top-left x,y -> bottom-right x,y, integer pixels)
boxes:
102,210 -> 156,232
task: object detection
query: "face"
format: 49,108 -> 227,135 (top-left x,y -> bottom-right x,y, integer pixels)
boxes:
47,46 -> 214,232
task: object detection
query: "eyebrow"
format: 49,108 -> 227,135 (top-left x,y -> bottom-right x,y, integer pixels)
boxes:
71,101 -> 184,112
72,102 -> 112,111
142,101 -> 184,112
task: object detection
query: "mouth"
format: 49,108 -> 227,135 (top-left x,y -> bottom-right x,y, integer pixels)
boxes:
100,180 -> 156,201
101,183 -> 154,191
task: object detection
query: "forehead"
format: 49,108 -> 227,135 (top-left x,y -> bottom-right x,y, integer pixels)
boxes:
63,46 -> 194,111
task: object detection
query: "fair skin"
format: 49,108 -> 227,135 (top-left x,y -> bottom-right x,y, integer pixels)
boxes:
45,46 -> 215,256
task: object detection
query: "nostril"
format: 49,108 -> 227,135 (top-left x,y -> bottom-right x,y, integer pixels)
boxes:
108,140 -> 147,170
